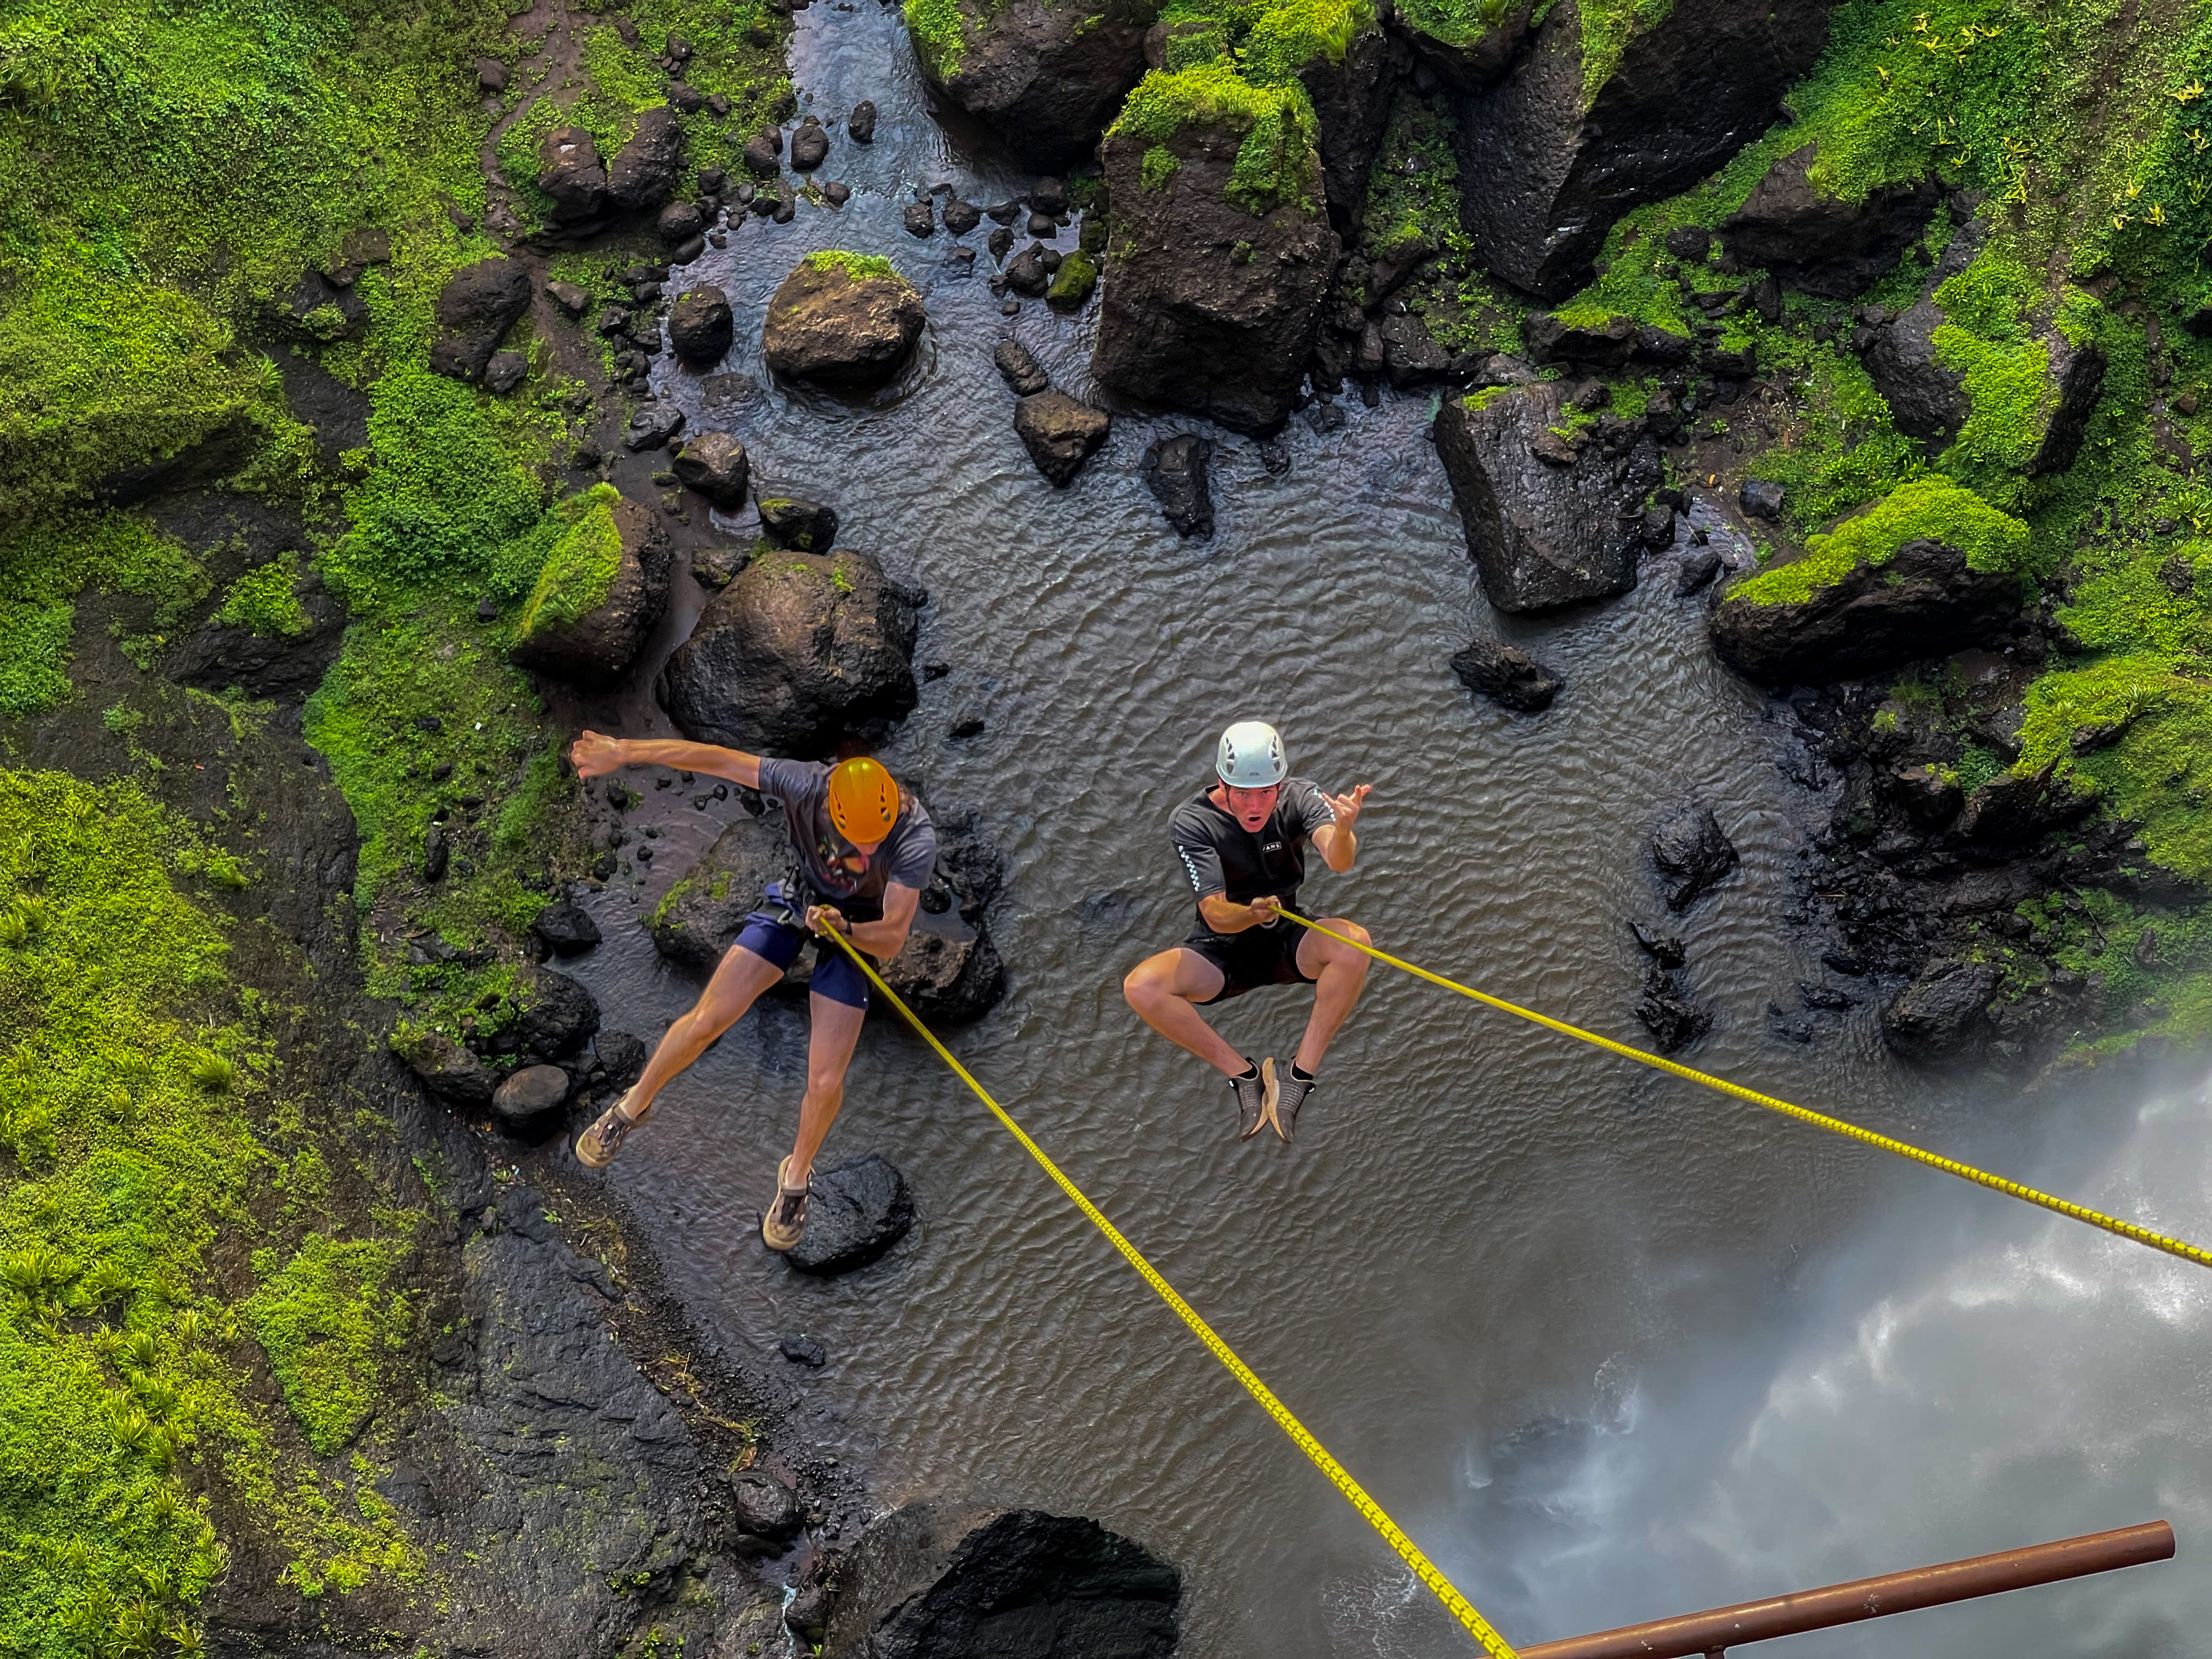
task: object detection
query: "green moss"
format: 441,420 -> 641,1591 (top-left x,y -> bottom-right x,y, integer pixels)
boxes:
1142,144 -> 1183,191
1731,476 -> 2029,604
803,249 -> 901,283
213,554 -> 312,640
1234,0 -> 1375,84
1047,249 -> 1101,309
1111,65 -> 1322,214
516,485 -> 625,639
1747,331 -> 1927,532
245,1232 -> 415,1457
1395,0 -> 1514,52
0,511 -> 205,717
1578,0 -> 1674,104
904,0 -> 970,77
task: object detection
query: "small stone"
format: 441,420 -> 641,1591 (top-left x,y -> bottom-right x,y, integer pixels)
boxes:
1027,211 -> 1057,238
822,180 -> 851,207
778,1331 -> 828,1367
1139,433 -> 1212,537
985,199 -> 1021,224
546,280 -> 590,317
668,285 -> 735,365
708,92 -> 731,117
1635,967 -> 1713,1053
481,350 -> 527,395
692,543 -> 749,589
903,199 -> 935,236
992,340 -> 1051,396
531,899 -> 602,956
1628,918 -> 1686,967
1738,479 -> 1785,520
943,199 -> 981,235
423,825 -> 450,882
1029,176 -> 1068,216
757,495 -> 839,551
475,57 -> 508,93
783,1155 -> 915,1274
657,200 -> 706,245
667,81 -> 706,114
744,127 -> 783,177
789,116 -> 828,170
475,596 -> 500,623
623,404 -> 686,452
1650,803 -> 1739,911
1013,391 -> 1110,487
671,431 -> 750,506
1449,636 -> 1562,713
1677,545 -> 1722,595
492,1064 -> 571,1123
988,225 -> 1014,263
847,100 -> 877,143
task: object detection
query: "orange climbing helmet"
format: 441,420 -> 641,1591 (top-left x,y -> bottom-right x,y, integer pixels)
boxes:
826,757 -> 901,844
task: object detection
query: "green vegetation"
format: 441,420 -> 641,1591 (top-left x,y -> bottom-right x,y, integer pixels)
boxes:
903,0 -> 972,77
1111,65 -> 1324,214
1142,144 -> 1183,192
245,1232 -> 415,1456
1731,476 -> 2029,604
0,513 -> 205,717
214,554 -> 313,640
1395,0 -> 1514,52
803,249 -> 901,283
1579,0 -> 1675,103
516,484 -> 625,640
1048,249 -> 1101,308
1355,93 -> 1527,354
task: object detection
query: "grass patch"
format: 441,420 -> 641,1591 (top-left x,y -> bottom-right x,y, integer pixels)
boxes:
245,1232 -> 415,1457
516,485 -> 625,639
213,553 -> 312,640
1730,475 -> 2029,603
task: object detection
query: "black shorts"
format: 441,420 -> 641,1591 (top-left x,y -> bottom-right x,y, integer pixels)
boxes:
1182,921 -> 1313,1005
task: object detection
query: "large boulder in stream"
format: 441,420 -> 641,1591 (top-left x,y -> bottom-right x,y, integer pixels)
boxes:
763,252 -> 926,388
1431,381 -> 1658,612
907,0 -> 1155,171
1091,77 -> 1340,433
1649,803 -> 1738,912
509,488 -> 672,686
1720,144 -> 1942,298
1452,0 -> 1838,299
822,1499 -> 1180,1659
658,548 -> 923,757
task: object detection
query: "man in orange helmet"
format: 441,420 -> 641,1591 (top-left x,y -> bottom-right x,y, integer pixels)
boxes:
565,729 -> 935,1252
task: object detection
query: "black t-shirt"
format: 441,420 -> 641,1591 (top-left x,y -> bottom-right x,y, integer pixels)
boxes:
1169,777 -> 1337,935
757,758 -> 937,919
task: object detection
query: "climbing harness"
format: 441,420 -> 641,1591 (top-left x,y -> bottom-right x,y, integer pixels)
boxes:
818,926 -> 1520,1658
1277,909 -> 2212,1272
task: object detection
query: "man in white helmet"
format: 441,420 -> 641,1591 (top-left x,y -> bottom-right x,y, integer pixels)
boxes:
1122,720 -> 1374,1143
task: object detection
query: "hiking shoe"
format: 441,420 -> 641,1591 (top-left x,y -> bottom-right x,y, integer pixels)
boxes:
1230,1060 -> 1269,1141
1271,1064 -> 1316,1145
762,1155 -> 811,1251
574,1090 -> 646,1169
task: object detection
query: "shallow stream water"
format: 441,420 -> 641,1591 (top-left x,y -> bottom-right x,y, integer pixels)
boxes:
556,10 -> 2212,1652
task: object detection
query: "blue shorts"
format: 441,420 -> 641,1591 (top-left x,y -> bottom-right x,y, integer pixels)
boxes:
732,911 -> 872,1009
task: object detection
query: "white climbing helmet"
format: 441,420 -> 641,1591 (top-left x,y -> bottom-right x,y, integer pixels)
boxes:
1215,720 -> 1288,788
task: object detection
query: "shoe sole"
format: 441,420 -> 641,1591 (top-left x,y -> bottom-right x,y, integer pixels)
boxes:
1236,1059 -> 1271,1141
763,1154 -> 809,1251
574,1089 -> 644,1169
1258,1058 -> 1282,1141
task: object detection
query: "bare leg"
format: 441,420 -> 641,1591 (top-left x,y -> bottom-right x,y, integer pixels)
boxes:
1291,917 -> 1372,1074
625,946 -> 786,1119
1122,948 -> 1246,1076
787,991 -> 868,1187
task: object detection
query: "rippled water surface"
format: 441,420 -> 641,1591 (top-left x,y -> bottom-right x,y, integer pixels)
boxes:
556,9 -> 2212,1652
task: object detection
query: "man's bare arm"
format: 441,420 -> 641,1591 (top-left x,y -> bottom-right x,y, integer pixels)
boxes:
1312,783 -> 1373,874
810,883 -> 922,957
570,730 -> 761,789
1198,891 -> 1282,934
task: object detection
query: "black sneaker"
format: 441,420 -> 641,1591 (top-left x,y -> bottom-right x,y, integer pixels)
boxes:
1229,1060 -> 1269,1141
1271,1065 -> 1316,1144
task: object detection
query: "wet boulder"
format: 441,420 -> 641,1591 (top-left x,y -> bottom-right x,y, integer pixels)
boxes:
822,1500 -> 1180,1659
510,489 -> 673,686
1721,144 -> 1941,298
536,124 -> 611,224
943,198 -> 982,235
658,548 -> 922,756
993,339 -> 1052,394
903,198 -> 936,237
1864,297 -> 1967,445
1635,967 -> 1712,1053
656,200 -> 706,247
1431,381 -> 1655,612
1453,0 -> 1838,298
514,967 -> 601,1061
648,811 -> 792,973
1449,636 -> 1563,712
492,1064 -> 572,1126
879,910 -> 1006,1026
668,284 -> 735,365
907,0 -> 1155,171
1523,311 -> 1639,371
1002,240 -> 1052,295
848,99 -> 878,143
730,1471 -> 805,1548
391,1028 -> 495,1109
1650,802 -> 1738,911
1881,959 -> 2000,1064
670,431 -> 750,507
1046,249 -> 1100,311
428,256 -> 531,382
1012,390 -> 1110,486
608,107 -> 686,210
763,252 -> 927,387
789,114 -> 830,170
758,495 -> 840,551
531,899 -> 602,956
1140,433 -> 1214,537
1091,83 -> 1339,433
785,1154 -> 915,1276
285,269 -> 368,342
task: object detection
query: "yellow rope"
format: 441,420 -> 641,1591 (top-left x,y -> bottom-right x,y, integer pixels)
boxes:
1278,909 -> 2212,1271
819,926 -> 1519,1657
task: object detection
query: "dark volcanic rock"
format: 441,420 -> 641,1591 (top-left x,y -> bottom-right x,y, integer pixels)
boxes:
668,284 -> 735,365
784,1154 -> 915,1275
670,431 -> 750,507
1002,240 -> 1052,295
515,967 -> 600,1061
481,351 -> 527,396
943,198 -> 981,235
1525,310 -> 1637,371
1739,478 -> 1785,520
1954,764 -> 2097,846
730,1471 -> 805,1546
1635,967 -> 1713,1053
429,257 -> 531,382
789,115 -> 830,170
392,1029 -> 494,1108
1650,803 -> 1739,911
1882,959 -> 2000,1064
992,339 -> 1052,394
1629,918 -> 1686,967
656,200 -> 706,246
608,107 -> 685,210
1865,297 -> 1967,445
167,563 -> 346,701
822,1500 -> 1180,1659
1449,636 -> 1563,712
532,899 -> 603,956
1722,144 -> 1941,297
1453,0 -> 1838,298
286,269 -> 368,342
902,199 -> 936,237
743,127 -> 783,178
1431,382 -> 1655,612
1400,0 -> 1538,88
848,99 -> 878,143
623,403 -> 686,452
778,1330 -> 828,1367
2028,328 -> 2107,475
1710,537 -> 2021,684
647,812 -> 792,973
510,493 -> 673,686
492,1064 -> 571,1125
757,495 -> 840,551
763,255 -> 927,387
910,0 -> 1153,171
659,548 -> 921,756
1091,110 -> 1338,433
1013,390 -> 1110,486
1297,21 -> 1397,234
1140,434 -> 1214,537
537,125 -> 610,224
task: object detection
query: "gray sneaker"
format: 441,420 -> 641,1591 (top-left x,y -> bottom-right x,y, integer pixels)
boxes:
1230,1061 -> 1269,1141
575,1090 -> 646,1169
1271,1065 -> 1316,1144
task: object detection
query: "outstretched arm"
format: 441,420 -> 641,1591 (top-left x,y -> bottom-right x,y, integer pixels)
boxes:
570,729 -> 763,789
1312,784 -> 1372,874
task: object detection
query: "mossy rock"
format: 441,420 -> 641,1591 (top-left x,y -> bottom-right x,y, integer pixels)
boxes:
510,487 -> 673,686
903,0 -> 1156,171
762,252 -> 926,388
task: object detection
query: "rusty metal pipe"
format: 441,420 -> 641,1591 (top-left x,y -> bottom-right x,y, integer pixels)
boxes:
1518,1520 -> 2175,1659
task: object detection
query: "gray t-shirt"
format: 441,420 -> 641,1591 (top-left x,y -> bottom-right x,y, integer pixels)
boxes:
757,758 -> 937,914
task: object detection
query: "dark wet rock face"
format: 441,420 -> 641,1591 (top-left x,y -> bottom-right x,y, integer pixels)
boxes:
822,1500 -> 1180,1659
1710,538 -> 2021,685
1635,966 -> 1712,1052
1401,0 -> 1537,88
1141,434 -> 1214,537
1431,382 -> 1657,612
1013,391 -> 1110,486
786,1154 -> 915,1275
763,256 -> 927,387
1650,803 -> 1739,911
1453,0 -> 1838,298
1450,636 -> 1563,712
1865,296 -> 1967,445
1092,118 -> 1338,434
659,549 -> 921,757
537,125 -> 610,224
510,495 -> 673,687
1297,22 -> 1398,235
1882,958 -> 2000,1063
668,285 -> 734,365
994,339 -> 1052,395
429,257 -> 531,382
167,567 -> 346,701
670,431 -> 750,507
912,0 -> 1154,171
1722,144 -> 1940,297
758,495 -> 840,551
607,107 -> 685,211
531,899 -> 602,956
